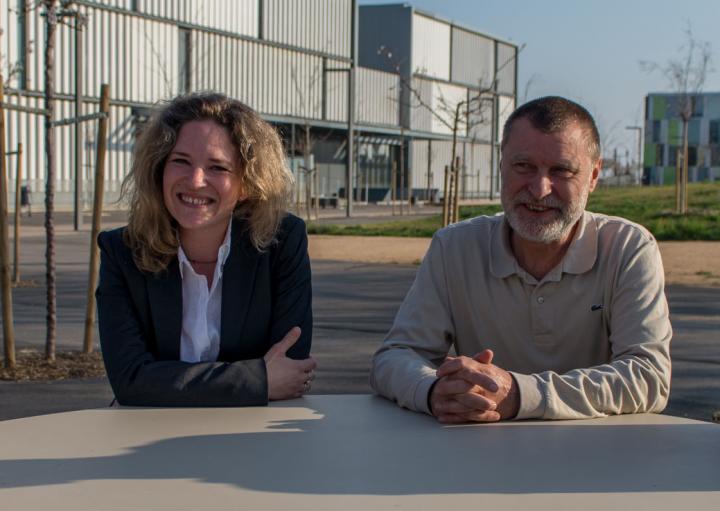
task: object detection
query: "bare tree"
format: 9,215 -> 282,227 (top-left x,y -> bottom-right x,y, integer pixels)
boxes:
379,44 -> 523,225
42,0 -> 60,361
641,23 -> 713,214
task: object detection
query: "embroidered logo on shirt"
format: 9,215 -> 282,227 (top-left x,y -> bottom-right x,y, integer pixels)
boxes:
591,304 -> 603,312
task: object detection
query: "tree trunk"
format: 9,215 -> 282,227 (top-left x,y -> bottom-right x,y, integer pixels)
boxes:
44,0 -> 58,361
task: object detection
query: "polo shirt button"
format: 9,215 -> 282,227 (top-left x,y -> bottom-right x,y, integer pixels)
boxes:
537,296 -> 545,304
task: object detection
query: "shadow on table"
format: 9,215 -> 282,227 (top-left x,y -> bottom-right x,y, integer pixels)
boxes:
1,397 -> 719,495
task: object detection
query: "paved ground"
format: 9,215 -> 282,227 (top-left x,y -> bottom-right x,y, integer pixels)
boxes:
0,210 -> 718,422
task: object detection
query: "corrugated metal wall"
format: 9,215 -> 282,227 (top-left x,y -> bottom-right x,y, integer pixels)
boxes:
76,5 -> 180,102
411,13 -> 450,80
2,91 -> 132,207
410,77 -> 468,136
138,0 -> 258,37
357,67 -> 399,126
263,0 -> 351,58
325,58 -> 349,123
468,93 -> 494,143
410,140 -> 492,198
497,95 -> 515,142
191,30 -> 327,120
431,81 -> 467,135
496,42 -> 516,96
451,28 -> 494,88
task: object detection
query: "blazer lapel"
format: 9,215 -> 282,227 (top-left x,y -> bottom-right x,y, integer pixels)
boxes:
219,221 -> 260,359
146,260 -> 183,360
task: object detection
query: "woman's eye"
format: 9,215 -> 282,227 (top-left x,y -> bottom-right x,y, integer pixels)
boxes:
171,158 -> 190,165
211,166 -> 231,172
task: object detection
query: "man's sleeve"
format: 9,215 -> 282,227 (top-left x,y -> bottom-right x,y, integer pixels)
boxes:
370,234 -> 455,414
511,238 -> 672,420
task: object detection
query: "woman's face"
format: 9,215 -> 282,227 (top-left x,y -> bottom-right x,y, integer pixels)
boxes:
162,120 -> 244,238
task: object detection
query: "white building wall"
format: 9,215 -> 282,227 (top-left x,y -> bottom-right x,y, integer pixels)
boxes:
451,28 -> 495,88
357,67 -> 399,126
411,13 -> 450,80
138,0 -> 258,37
263,0 -> 351,58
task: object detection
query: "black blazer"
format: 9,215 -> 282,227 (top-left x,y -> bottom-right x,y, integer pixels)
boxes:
96,213 -> 312,407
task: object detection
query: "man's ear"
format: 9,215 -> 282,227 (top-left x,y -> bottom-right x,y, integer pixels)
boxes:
588,158 -> 601,192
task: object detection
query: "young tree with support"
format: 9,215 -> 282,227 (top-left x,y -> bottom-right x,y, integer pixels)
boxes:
641,24 -> 712,214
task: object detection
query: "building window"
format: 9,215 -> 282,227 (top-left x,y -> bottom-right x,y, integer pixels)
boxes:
688,146 -> 698,167
710,146 -> 720,167
652,120 -> 662,143
710,120 -> 720,144
656,144 -> 664,166
668,146 -> 678,167
691,96 -> 704,117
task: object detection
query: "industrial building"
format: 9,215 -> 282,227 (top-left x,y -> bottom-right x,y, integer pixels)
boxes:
0,1 -> 518,212
644,92 -> 720,185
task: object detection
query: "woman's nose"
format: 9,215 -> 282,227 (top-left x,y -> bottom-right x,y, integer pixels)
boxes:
188,166 -> 206,186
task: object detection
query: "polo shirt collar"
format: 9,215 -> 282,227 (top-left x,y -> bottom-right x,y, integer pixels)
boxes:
489,211 -> 598,279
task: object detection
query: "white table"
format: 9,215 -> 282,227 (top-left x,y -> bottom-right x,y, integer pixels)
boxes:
1,395 -> 718,510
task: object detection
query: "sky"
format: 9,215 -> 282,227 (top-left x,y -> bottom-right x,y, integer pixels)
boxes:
359,0 -> 720,160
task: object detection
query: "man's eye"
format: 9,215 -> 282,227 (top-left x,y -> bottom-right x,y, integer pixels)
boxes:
553,168 -> 574,177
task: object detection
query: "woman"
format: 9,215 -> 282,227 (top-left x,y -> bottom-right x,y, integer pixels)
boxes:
97,92 -> 315,406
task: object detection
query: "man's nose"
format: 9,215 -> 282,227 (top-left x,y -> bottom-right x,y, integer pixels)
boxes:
528,172 -> 553,199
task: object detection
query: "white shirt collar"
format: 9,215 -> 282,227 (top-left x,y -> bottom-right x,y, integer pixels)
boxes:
177,220 -> 233,280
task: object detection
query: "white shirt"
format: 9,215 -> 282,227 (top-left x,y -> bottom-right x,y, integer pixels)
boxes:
178,222 -> 233,363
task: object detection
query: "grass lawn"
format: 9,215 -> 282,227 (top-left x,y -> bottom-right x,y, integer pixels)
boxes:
306,182 -> 720,241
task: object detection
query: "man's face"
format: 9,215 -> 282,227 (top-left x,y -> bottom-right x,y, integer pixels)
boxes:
500,117 -> 600,245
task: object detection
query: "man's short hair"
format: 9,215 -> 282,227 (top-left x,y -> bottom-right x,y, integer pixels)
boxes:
501,96 -> 601,162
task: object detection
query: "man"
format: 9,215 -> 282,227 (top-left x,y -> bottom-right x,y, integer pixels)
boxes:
370,96 -> 672,422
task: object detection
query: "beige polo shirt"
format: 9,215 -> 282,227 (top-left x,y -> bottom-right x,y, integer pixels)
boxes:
370,212 -> 672,420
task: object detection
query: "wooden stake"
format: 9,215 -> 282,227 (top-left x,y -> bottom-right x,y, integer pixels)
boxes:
442,165 -> 450,227
391,160 -> 397,216
83,84 -> 110,353
13,143 -> 22,285
0,76 -> 17,368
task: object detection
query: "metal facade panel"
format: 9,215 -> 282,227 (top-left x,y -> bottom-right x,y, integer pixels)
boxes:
464,142 -> 492,198
0,1 -> 18,88
411,13 -> 450,80
263,0 -> 351,58
410,77 -> 473,135
358,5 -> 411,76
191,31 -> 324,120
411,139 -> 470,194
430,81 -> 467,135
468,93 -> 493,143
80,6 -> 180,103
3,93 -> 135,204
325,59 -> 349,123
497,95 -> 515,142
136,0 -> 258,37
357,67 -> 399,126
496,42 -> 516,95
451,28 -> 494,88
3,93 -> 45,192
409,76 -> 433,133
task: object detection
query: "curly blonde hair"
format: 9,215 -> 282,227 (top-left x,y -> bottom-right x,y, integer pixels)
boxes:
121,92 -> 293,273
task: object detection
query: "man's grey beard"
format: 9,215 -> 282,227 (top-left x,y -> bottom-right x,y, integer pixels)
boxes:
501,188 -> 587,244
